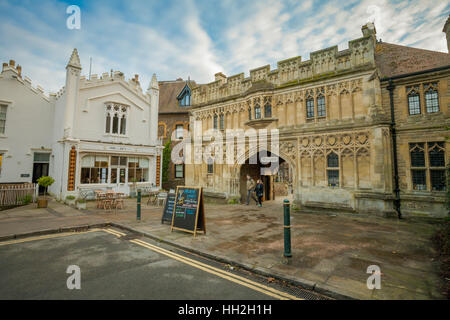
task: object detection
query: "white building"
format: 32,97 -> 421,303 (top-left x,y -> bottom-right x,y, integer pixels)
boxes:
0,49 -> 163,199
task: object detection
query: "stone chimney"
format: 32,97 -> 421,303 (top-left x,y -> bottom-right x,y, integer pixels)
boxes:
16,65 -> 22,77
443,15 -> 450,53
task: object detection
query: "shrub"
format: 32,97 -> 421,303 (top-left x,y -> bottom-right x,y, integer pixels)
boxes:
37,176 -> 55,198
66,195 -> 76,200
76,198 -> 86,203
18,194 -> 33,205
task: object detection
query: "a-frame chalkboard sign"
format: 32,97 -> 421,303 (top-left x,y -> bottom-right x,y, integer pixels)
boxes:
170,186 -> 206,237
161,193 -> 176,224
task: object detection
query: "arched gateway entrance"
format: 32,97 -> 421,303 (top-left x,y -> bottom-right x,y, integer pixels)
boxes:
239,151 -> 293,204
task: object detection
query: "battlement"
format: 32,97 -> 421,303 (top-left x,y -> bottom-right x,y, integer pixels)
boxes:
1,60 -> 50,101
191,23 -> 377,106
79,70 -> 150,102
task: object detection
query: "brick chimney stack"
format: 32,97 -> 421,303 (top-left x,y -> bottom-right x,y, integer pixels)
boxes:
443,15 -> 450,53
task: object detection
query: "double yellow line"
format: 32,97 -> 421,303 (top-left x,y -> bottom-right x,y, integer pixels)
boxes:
128,237 -> 301,300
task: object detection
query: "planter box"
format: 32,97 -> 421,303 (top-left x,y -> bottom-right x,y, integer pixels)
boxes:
66,199 -> 76,206
37,198 -> 48,208
76,202 -> 86,210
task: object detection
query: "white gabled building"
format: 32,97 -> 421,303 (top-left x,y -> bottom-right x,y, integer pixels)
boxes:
0,49 -> 163,199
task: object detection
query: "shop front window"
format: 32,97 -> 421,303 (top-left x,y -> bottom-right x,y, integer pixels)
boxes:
81,155 -> 109,184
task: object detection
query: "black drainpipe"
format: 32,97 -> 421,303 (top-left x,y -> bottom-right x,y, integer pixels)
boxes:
387,79 -> 401,219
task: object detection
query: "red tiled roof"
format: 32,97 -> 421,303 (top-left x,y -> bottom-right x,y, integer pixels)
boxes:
375,42 -> 450,78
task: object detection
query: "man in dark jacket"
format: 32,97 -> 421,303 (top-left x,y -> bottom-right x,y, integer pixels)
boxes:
255,179 -> 264,207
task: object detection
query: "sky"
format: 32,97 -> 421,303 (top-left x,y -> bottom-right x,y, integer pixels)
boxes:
0,0 -> 449,94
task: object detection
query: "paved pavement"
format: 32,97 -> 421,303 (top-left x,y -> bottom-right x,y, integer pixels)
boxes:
0,228 -> 316,300
0,198 -> 446,299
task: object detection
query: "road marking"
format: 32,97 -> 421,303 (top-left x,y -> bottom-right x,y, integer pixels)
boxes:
103,228 -> 126,237
0,229 -> 99,246
130,238 -> 301,300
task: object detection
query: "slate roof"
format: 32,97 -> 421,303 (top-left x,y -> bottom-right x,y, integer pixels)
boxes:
375,42 -> 450,79
158,79 -> 196,113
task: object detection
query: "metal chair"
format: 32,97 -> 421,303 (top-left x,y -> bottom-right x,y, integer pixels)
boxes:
156,192 -> 168,207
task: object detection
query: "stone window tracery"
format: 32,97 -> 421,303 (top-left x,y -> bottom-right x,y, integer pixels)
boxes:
105,103 -> 128,135
407,86 -> 421,115
424,83 -> 439,113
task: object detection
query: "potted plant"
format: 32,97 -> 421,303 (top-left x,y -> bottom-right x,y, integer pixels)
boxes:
76,198 -> 86,210
36,176 -> 55,208
130,177 -> 138,198
65,195 -> 76,206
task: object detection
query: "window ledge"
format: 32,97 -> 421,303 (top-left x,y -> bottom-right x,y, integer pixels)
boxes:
244,117 -> 278,129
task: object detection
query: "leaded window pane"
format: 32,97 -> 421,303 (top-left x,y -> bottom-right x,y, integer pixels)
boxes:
428,143 -> 445,167
327,170 -> 339,187
219,114 -> 224,129
306,98 -> 314,118
408,93 -> 421,115
213,115 -> 218,129
327,153 -> 339,167
317,96 -> 326,117
410,143 -> 425,167
264,103 -> 272,118
412,170 -> 426,190
430,170 -> 446,191
425,89 -> 439,113
254,105 -> 261,119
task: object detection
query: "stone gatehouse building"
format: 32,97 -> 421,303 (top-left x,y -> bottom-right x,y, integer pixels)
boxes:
184,21 -> 450,218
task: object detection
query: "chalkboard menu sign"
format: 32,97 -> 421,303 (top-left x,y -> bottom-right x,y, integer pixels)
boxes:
161,193 -> 176,224
171,186 -> 206,237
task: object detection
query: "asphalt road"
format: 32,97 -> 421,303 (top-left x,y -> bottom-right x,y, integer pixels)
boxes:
0,229 -> 312,300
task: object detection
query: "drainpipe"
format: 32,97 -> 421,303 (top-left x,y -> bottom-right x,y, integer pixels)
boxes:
387,79 -> 401,219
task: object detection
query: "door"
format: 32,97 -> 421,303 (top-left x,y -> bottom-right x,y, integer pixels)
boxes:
32,153 -> 50,195
111,156 -> 128,194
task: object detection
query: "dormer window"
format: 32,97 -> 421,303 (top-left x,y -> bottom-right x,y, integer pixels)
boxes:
177,84 -> 191,107
105,103 -> 128,135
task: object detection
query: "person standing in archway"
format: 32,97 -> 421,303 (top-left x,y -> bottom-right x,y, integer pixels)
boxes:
255,179 -> 264,207
246,174 -> 257,205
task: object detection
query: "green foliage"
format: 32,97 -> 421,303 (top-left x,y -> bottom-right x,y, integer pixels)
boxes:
162,139 -> 172,183
227,196 -> 240,205
76,198 -> 86,203
37,176 -> 55,198
66,195 -> 76,200
18,194 -> 33,205
37,176 -> 54,188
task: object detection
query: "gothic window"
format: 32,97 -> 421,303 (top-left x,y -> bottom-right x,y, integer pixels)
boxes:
213,114 -> 218,129
410,143 -> 425,167
327,152 -> 339,187
105,103 -> 127,135
264,96 -> 272,118
407,86 -> 421,115
428,142 -> 446,191
207,157 -> 214,174
158,123 -> 166,138
409,142 -> 446,191
254,98 -> 261,119
112,113 -> 119,134
425,84 -> 439,113
219,114 -> 224,130
248,107 -> 252,120
306,97 -> 314,119
317,95 -> 326,117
